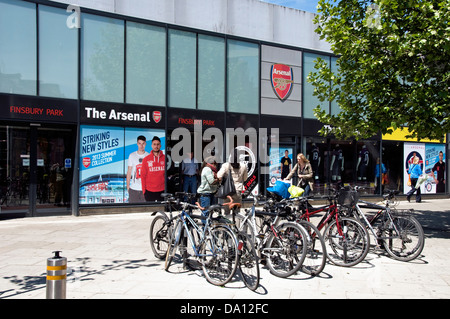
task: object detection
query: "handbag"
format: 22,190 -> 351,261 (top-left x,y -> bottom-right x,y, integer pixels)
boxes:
215,168 -> 236,199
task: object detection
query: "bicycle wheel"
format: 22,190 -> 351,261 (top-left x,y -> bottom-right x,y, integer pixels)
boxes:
297,220 -> 327,276
200,225 -> 239,286
324,217 -> 370,267
382,215 -> 425,261
165,219 -> 183,271
149,214 -> 171,259
237,232 -> 260,291
265,222 -> 307,278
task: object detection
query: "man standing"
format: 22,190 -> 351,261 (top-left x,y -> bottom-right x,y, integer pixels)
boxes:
181,151 -> 199,195
280,150 -> 292,180
432,151 -> 446,193
126,135 -> 149,203
141,136 -> 165,202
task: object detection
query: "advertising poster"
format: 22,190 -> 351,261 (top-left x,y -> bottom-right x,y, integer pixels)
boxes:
404,142 -> 446,194
124,128 -> 166,202
425,143 -> 446,193
79,125 -> 165,205
80,126 -> 125,204
269,147 -> 293,186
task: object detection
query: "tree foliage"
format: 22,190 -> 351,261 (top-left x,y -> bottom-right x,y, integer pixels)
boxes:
308,0 -> 450,141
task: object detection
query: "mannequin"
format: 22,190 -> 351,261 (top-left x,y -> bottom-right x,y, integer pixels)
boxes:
308,143 -> 321,181
330,144 -> 344,182
356,145 -> 370,181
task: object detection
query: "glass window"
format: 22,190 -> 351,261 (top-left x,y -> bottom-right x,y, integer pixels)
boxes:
126,22 -> 166,106
0,0 -> 36,95
303,52 -> 330,119
198,34 -> 225,111
168,29 -> 196,109
227,40 -> 259,114
81,14 -> 124,102
330,57 -> 340,115
39,5 -> 78,99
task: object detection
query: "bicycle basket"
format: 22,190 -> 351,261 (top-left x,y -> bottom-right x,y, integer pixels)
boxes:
337,189 -> 359,207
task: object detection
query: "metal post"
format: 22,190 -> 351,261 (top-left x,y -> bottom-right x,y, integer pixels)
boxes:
46,251 -> 67,299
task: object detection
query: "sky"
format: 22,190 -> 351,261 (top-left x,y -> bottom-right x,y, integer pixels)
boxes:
259,0 -> 320,14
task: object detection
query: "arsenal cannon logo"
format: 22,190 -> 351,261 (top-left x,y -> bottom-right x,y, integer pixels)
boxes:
270,64 -> 293,101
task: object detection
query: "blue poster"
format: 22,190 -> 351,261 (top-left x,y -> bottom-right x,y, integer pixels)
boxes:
425,143 -> 446,194
79,126 -> 125,204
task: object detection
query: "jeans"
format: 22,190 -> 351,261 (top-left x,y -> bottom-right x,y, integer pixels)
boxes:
406,178 -> 421,202
199,193 -> 215,223
183,175 -> 197,193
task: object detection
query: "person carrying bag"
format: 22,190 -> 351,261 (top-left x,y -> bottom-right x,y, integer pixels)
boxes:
217,149 -> 248,209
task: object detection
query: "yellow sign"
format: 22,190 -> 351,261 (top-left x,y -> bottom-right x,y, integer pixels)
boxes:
382,127 -> 446,143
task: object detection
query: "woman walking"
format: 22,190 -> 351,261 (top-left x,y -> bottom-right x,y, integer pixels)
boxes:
406,156 -> 423,203
284,153 -> 314,196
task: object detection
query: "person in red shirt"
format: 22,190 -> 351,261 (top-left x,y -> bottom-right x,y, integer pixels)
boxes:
141,136 -> 165,202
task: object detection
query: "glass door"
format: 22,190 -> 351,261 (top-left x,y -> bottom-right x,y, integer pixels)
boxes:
0,124 -> 75,217
0,126 -> 30,215
36,126 -> 74,215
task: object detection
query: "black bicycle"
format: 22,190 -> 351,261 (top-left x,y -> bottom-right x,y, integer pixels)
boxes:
346,187 -> 425,262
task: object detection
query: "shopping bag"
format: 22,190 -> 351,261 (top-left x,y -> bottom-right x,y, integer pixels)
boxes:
267,180 -> 291,199
415,174 -> 428,189
215,169 -> 236,199
381,173 -> 389,185
288,185 -> 304,198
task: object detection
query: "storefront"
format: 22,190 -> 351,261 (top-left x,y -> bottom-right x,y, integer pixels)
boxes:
1,0 -> 447,217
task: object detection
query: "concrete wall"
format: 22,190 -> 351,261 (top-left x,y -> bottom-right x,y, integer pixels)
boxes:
51,0 -> 332,53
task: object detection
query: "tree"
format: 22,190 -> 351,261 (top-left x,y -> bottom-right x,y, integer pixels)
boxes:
308,0 -> 449,142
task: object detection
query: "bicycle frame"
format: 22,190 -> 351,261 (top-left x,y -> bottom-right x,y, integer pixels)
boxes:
243,201 -> 302,255
297,198 -> 346,237
353,199 -> 401,241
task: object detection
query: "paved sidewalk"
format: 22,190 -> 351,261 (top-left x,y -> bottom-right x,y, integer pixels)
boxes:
0,198 -> 449,299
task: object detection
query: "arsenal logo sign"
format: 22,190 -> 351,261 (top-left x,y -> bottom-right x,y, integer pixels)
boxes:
271,64 -> 293,101
82,157 -> 91,168
152,111 -> 162,123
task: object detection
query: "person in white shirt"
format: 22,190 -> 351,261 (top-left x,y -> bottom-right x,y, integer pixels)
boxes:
126,135 -> 149,203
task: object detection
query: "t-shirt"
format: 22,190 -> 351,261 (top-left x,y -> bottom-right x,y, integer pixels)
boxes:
141,151 -> 166,193
128,151 -> 149,191
432,161 -> 445,181
281,156 -> 291,174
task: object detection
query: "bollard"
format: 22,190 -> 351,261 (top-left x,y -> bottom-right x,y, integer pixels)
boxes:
46,251 -> 67,299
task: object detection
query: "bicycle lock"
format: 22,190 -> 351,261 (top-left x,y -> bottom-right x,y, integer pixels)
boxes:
46,251 -> 67,299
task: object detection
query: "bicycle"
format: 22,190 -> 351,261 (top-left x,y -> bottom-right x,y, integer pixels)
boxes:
164,193 -> 240,286
237,195 -> 308,278
196,199 -> 260,291
281,197 -> 327,276
149,192 -> 180,260
296,189 -> 371,267
346,187 -> 425,262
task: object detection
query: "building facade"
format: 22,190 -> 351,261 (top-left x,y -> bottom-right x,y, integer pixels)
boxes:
0,0 -> 448,217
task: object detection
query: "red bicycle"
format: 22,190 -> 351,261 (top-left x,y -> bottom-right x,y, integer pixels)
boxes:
293,189 -> 370,267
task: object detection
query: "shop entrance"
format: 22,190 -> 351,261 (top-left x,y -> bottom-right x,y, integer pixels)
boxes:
0,124 -> 75,217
